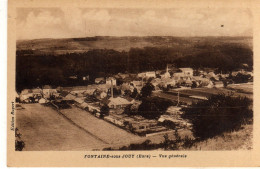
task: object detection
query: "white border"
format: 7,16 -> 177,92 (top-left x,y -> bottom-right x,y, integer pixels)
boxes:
0,0 -> 7,168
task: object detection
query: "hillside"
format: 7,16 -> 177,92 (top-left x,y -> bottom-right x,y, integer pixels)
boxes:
16,36 -> 253,92
189,124 -> 253,150
17,36 -> 252,55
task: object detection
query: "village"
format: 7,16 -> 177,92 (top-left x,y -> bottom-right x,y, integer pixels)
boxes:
16,64 -> 253,142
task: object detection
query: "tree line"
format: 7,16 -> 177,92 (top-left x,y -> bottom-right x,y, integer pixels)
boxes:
16,44 -> 252,92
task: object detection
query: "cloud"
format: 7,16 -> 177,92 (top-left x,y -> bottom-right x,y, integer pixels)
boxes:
16,8 -> 253,40
17,10 -> 66,40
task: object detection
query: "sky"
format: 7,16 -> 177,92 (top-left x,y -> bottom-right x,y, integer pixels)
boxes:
16,8 -> 253,40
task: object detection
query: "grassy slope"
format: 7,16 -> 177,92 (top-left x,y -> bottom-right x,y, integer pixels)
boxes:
189,124 -> 253,150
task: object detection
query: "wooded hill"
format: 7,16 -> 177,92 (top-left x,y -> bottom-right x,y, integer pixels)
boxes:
16,36 -> 253,92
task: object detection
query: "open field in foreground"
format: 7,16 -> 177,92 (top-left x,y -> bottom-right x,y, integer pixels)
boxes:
59,105 -> 146,148
16,104 -> 146,150
16,104 -> 108,150
16,104 -> 193,150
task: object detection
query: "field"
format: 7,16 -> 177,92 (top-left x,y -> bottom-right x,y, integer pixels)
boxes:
59,105 -> 146,148
152,92 -> 196,105
16,104 -> 146,150
227,83 -> 253,94
16,104 -> 108,150
157,84 -> 253,104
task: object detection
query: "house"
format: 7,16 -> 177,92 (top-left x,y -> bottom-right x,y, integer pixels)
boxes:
192,76 -> 211,87
69,75 -> 77,79
214,81 -> 224,88
116,73 -> 129,79
70,91 -> 84,97
83,88 -> 96,96
145,71 -> 156,78
179,68 -> 193,76
206,81 -> 214,88
74,97 -> 85,104
20,89 -> 34,102
42,85 -> 57,99
79,102 -> 89,110
120,82 -> 131,91
131,80 -> 143,88
96,84 -> 111,93
173,73 -> 193,84
100,92 -> 107,99
87,103 -> 101,113
63,93 -> 76,101
137,72 -> 145,78
206,72 -> 219,81
32,87 -> 42,95
151,78 -> 162,87
161,78 -> 176,87
107,97 -> 133,109
138,71 -> 156,78
173,72 -> 185,81
82,75 -> 89,81
39,98 -> 47,104
106,77 -> 117,86
185,78 -> 193,87
95,77 -> 105,84
93,89 -> 107,100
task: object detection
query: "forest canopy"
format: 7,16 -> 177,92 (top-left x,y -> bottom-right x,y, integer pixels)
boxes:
16,37 -> 253,92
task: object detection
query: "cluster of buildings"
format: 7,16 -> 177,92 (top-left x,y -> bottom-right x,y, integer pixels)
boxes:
18,85 -> 58,103
17,64 -> 253,136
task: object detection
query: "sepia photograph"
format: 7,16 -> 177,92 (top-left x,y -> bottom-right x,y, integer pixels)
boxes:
7,0 -> 260,167
14,7 -> 254,151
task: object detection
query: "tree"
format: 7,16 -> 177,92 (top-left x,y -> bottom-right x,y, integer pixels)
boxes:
222,80 -> 228,88
191,81 -> 197,88
131,88 -> 138,98
181,94 -> 253,139
140,82 -> 155,98
124,89 -> 132,97
138,97 -> 173,119
100,104 -> 109,118
231,73 -> 252,84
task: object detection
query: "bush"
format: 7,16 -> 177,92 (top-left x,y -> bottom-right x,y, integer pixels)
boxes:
15,128 -> 25,151
140,82 -> 155,98
181,94 -> 253,139
229,73 -> 252,84
100,104 -> 109,118
138,97 -> 173,119
162,130 -> 195,150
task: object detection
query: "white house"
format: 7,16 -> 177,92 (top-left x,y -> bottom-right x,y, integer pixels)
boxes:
131,81 -> 143,88
138,71 -> 156,78
42,85 -> 57,99
20,89 -> 33,102
106,77 -> 117,85
107,97 -> 133,109
95,77 -> 105,84
214,81 -> 224,88
179,68 -> 193,77
145,71 -> 156,78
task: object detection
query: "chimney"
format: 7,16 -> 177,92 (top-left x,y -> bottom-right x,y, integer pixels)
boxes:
177,91 -> 180,106
111,79 -> 113,98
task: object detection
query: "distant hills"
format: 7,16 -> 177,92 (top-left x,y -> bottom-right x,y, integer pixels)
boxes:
17,36 -> 252,55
